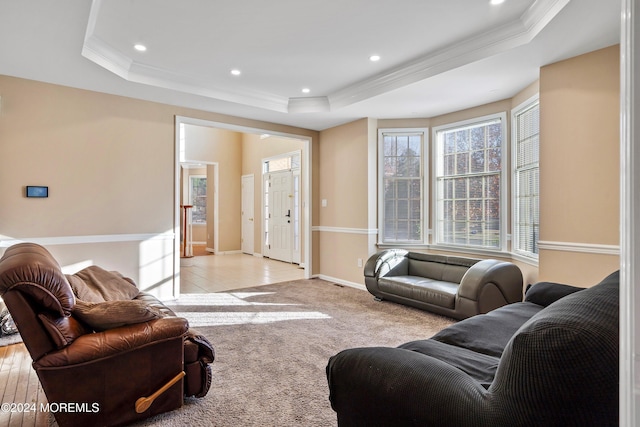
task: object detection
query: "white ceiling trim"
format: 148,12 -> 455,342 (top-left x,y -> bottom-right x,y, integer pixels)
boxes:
81,0 -> 569,116
327,0 -> 571,110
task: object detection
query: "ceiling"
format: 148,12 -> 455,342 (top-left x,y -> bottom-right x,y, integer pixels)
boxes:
0,0 -> 620,131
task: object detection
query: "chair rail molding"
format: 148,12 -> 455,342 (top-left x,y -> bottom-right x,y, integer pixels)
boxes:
537,240 -> 621,255
0,232 -> 174,248
312,226 -> 378,235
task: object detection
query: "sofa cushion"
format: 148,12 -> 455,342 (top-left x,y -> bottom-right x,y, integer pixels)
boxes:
430,301 -> 543,357
72,299 -> 165,331
408,260 -> 446,280
378,276 -> 457,308
398,339 -> 499,389
488,271 -> 619,423
406,253 -> 477,284
524,281 -> 584,307
67,266 -> 140,302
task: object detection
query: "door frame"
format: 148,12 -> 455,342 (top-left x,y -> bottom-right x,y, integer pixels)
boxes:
263,169 -> 294,263
241,174 -> 255,255
262,150 -> 302,264
173,115 -> 312,300
180,162 -> 218,255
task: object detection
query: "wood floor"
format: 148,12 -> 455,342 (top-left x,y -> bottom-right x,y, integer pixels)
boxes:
0,252 -> 304,426
0,344 -> 48,427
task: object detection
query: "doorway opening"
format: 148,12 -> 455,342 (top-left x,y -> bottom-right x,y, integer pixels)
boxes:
179,162 -> 218,258
173,116 -> 312,299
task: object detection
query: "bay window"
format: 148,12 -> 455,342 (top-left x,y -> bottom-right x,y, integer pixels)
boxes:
378,129 -> 428,244
512,97 -> 540,258
433,114 -> 507,250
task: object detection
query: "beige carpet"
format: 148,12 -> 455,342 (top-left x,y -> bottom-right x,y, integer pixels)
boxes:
134,278 -> 455,427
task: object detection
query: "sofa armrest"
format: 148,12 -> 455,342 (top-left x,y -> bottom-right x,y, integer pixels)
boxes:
524,281 -> 584,307
364,249 -> 409,278
327,346 -> 489,426
34,316 -> 188,368
458,260 -> 523,305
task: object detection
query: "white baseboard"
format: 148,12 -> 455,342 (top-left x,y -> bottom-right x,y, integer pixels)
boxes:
215,250 -> 243,255
314,274 -> 367,291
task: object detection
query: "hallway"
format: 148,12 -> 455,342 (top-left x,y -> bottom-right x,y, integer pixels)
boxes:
179,251 -> 305,293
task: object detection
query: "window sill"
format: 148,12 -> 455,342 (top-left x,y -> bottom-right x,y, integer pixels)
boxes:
376,242 -> 539,267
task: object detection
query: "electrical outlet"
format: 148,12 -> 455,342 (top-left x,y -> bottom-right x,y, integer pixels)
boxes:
357,258 -> 363,268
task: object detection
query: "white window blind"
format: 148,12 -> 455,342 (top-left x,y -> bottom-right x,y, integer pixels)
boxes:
513,100 -> 540,256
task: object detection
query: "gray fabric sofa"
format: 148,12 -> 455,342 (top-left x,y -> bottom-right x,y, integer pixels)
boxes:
327,271 -> 619,426
364,249 -> 523,320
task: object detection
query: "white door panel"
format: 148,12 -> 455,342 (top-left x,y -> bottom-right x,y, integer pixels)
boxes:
267,171 -> 293,263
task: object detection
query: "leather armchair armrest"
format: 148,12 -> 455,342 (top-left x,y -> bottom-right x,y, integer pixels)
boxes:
458,259 -> 523,304
364,249 -> 409,278
34,317 -> 189,368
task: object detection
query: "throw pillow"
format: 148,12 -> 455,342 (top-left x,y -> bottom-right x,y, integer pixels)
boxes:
67,266 -> 140,302
524,281 -> 584,307
73,299 -> 164,331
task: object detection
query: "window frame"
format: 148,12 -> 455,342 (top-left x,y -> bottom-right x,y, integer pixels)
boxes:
377,128 -> 429,245
511,95 -> 540,262
432,112 -> 508,252
189,174 -> 207,225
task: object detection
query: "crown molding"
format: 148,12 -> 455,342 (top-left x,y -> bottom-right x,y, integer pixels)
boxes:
328,0 -> 570,110
82,1 -> 289,112
82,0 -> 569,115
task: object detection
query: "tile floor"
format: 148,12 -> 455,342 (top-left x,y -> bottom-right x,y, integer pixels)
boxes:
179,250 -> 305,293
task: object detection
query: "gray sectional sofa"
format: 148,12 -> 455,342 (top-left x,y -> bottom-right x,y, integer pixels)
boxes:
364,249 -> 523,320
328,271 -> 619,426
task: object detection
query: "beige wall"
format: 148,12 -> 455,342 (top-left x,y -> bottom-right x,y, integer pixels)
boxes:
0,44 -> 621,293
0,75 -> 317,298
538,45 -> 620,286
318,47 -> 620,289
317,118 -> 376,284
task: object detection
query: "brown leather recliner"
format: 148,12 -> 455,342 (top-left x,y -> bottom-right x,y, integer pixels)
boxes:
0,243 -> 214,427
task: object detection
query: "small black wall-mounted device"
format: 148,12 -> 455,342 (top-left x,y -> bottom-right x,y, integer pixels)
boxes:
26,186 -> 48,198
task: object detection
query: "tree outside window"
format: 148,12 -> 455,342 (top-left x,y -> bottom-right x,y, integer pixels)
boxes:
434,115 -> 505,250
190,175 -> 207,224
379,130 -> 426,243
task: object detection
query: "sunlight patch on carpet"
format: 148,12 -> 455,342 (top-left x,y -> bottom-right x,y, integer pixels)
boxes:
172,292 -> 298,307
174,311 -> 331,326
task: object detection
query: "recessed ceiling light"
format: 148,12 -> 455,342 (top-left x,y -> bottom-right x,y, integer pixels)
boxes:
134,44 -> 147,52
302,88 -> 310,94
490,0 -> 505,5
230,69 -> 241,76
369,55 -> 381,62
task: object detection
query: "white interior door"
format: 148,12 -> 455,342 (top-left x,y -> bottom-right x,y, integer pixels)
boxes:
267,171 -> 293,263
241,175 -> 254,255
